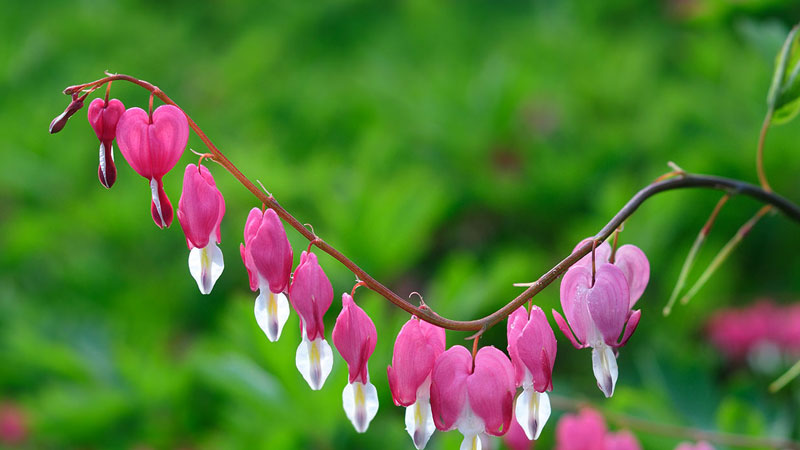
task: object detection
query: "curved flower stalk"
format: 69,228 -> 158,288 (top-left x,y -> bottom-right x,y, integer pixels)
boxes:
387,316 -> 446,449
552,263 -> 641,398
116,104 -> 189,228
177,163 -> 225,294
288,251 -> 334,390
240,208 -> 293,342
87,97 -> 125,188
430,346 -> 516,450
507,305 -> 557,440
332,292 -> 378,433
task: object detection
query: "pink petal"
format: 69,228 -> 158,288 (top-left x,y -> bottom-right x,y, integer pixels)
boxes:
503,411 -> 534,450
387,317 -> 446,407
88,98 -> 125,141
553,309 -> 585,349
572,238 -> 612,268
560,264 -> 594,345
117,107 -> 151,177
243,208 -> 263,245
332,293 -> 377,384
507,306 -> 529,386
604,430 -> 641,450
288,251 -> 333,340
178,164 -> 225,249
613,244 -> 650,307
517,306 -> 557,392
675,441 -> 715,450
239,243 -> 258,292
468,346 -> 515,436
147,105 -> 188,177
250,209 -> 293,293
587,264 -> 630,346
430,345 -> 471,431
617,309 -> 641,348
555,408 -> 607,450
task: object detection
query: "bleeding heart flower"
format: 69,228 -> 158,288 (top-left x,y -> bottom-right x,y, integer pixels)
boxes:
87,97 -> 125,188
430,345 -> 516,450
240,208 -> 293,342
507,305 -> 557,440
554,408 -> 607,450
675,441 -> 715,450
573,238 -> 650,307
116,104 -> 189,228
387,316 -> 446,449
288,251 -> 334,390
552,263 -> 641,398
332,293 -> 378,433
604,431 -> 641,450
177,163 -> 225,295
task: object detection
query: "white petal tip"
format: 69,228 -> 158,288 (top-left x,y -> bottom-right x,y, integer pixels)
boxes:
254,291 -> 290,342
188,241 -> 224,295
592,345 -> 618,398
343,381 -> 379,433
405,396 -> 436,449
296,335 -> 333,390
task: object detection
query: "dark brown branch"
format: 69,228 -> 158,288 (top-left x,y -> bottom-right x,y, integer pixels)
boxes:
61,74 -> 800,333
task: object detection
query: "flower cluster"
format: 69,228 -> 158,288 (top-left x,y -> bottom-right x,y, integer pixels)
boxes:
553,238 -> 649,397
706,299 -> 800,363
53,87 -> 655,447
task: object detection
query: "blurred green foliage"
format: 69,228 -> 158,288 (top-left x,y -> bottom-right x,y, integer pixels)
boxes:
2,0 -> 800,448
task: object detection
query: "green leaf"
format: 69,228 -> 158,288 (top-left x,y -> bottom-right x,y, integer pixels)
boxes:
768,23 -> 800,124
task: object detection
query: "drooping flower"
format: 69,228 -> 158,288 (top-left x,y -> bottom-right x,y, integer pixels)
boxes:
552,263 -> 641,398
177,163 -> 225,294
430,345 -> 516,450
240,208 -> 293,342
87,97 -> 125,188
288,251 -> 334,390
507,305 -> 557,440
573,238 -> 650,307
674,441 -> 714,450
387,316 -> 446,449
332,292 -> 378,433
554,408 -> 606,450
116,104 -> 189,228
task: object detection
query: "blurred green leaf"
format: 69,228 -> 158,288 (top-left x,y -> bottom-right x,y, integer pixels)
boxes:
768,23 -> 800,124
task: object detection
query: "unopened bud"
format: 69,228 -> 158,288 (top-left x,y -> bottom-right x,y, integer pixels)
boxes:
49,96 -> 85,134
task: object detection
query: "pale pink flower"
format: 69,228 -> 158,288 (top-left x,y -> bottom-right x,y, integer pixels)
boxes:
555,408 -> 606,450
177,164 -> 225,294
332,293 -> 378,432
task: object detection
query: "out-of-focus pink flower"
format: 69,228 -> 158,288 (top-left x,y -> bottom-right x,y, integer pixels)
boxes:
178,164 -> 225,295
87,97 -> 125,188
553,263 -> 640,397
430,346 -> 516,450
674,441 -> 714,450
604,430 -> 641,450
504,411 -> 535,450
116,104 -> 189,228
555,408 -> 607,450
288,251 -> 334,390
507,306 -> 557,440
778,304 -> 800,355
387,316 -> 446,449
705,300 -> 794,363
240,208 -> 293,342
0,403 -> 27,445
332,293 -> 378,433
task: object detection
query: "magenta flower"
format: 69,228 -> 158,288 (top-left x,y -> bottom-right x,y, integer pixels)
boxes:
332,293 -> 378,432
507,306 -> 557,440
387,316 -> 446,449
555,408 -> 606,450
675,441 -> 714,450
116,104 -> 189,228
503,411 -> 535,450
430,345 -> 516,450
288,251 -> 334,390
553,263 -> 641,397
87,97 -> 125,188
177,164 -> 225,295
573,238 -> 650,306
240,208 -> 293,342
603,431 -> 641,450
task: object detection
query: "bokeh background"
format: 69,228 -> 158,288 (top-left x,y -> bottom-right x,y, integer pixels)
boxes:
2,0 -> 800,448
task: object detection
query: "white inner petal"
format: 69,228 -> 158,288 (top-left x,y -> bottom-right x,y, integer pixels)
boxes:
149,177 -> 166,227
404,383 -> 435,450
459,433 -> 483,450
515,387 -> 550,440
591,344 -> 618,398
188,238 -> 224,295
98,142 -> 108,185
295,331 -> 333,391
455,399 -> 485,447
342,379 -> 379,433
254,288 -> 290,342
